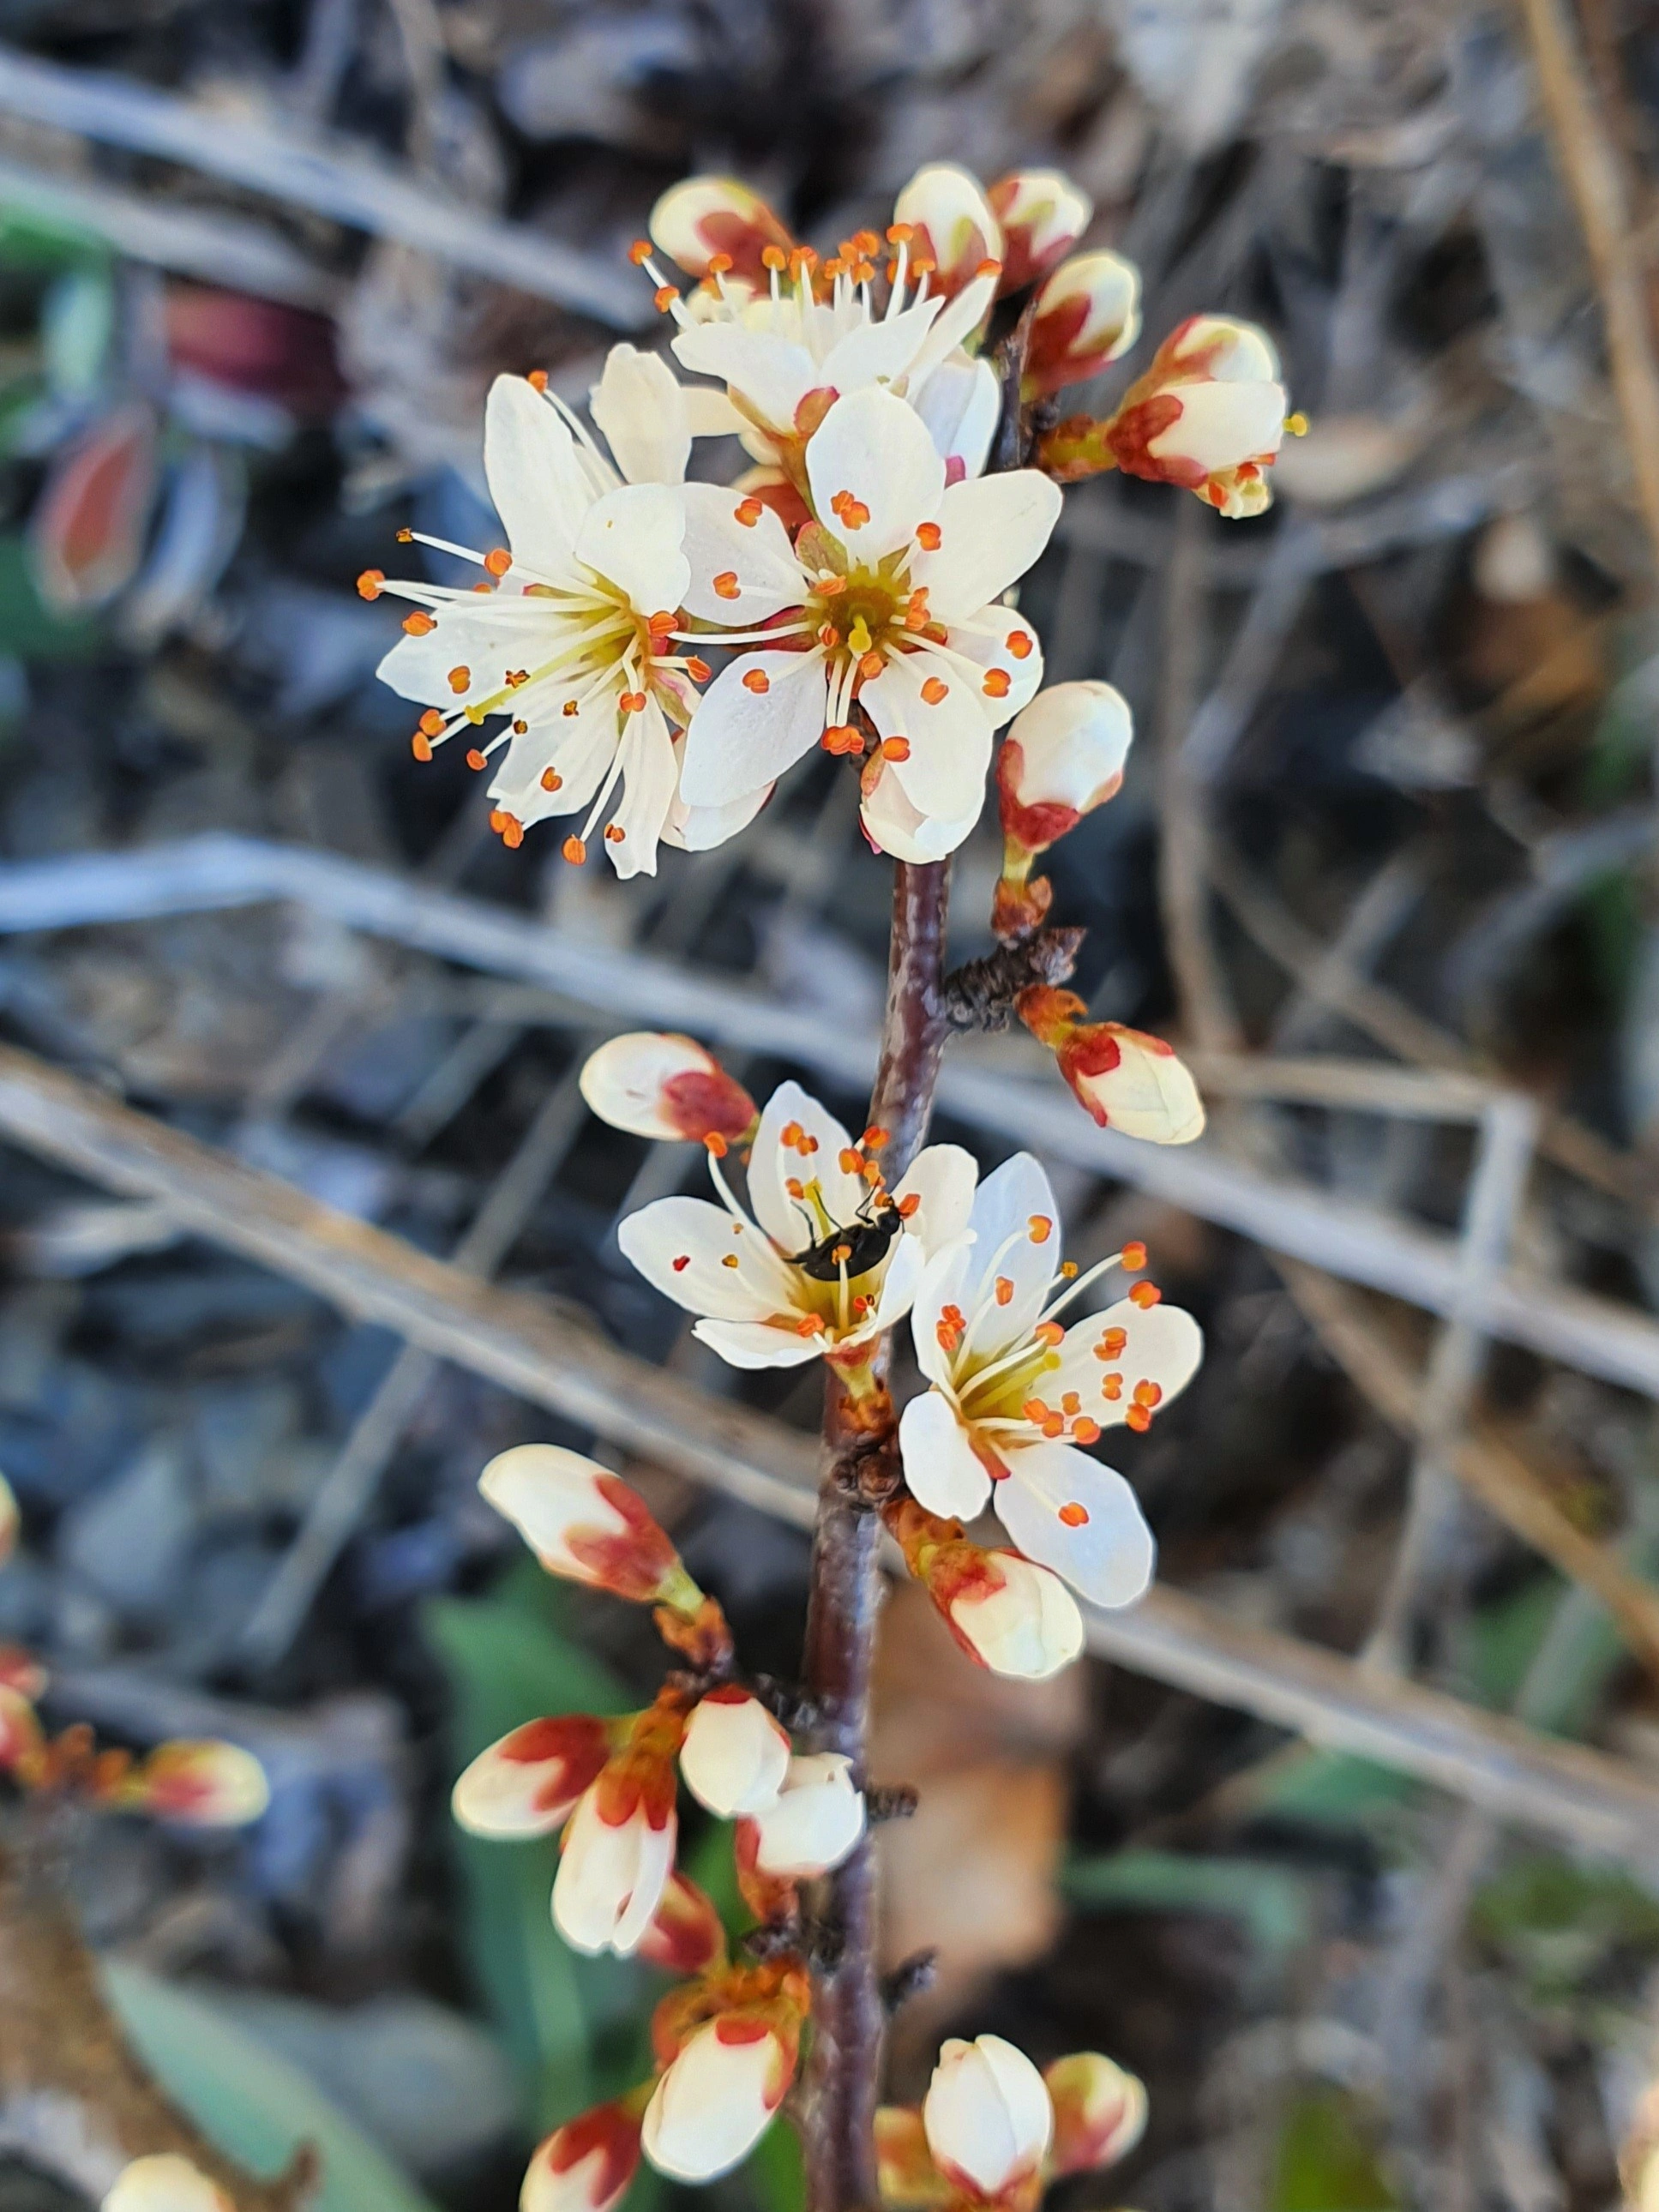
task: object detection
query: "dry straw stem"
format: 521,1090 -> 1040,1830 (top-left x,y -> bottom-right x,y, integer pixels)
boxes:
1513,0 -> 1659,569
1278,1256 -> 1659,1679
5,1044 -> 1659,1860
9,836 -> 1659,1395
0,45 -> 641,326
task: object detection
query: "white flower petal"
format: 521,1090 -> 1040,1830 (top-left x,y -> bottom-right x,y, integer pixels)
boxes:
862,649 -> 993,824
995,1444 -> 1155,1608
748,1079 -> 863,1249
618,1195 -> 792,1318
892,1143 -> 978,1256
604,696 -> 680,879
912,353 -> 1000,478
959,1153 -> 1061,1358
678,650 -> 827,808
684,385 -> 748,437
911,470 -> 1062,622
1149,378 -> 1286,473
484,374 -> 606,576
907,271 -> 999,387
680,481 -> 806,624
642,2021 -> 784,2182
553,1791 -> 676,1957
805,388 -> 945,562
923,2035 -> 1053,2199
573,482 -> 688,617
672,323 -> 819,435
867,1223 -> 926,1333
590,344 -> 691,487
899,1387 -> 992,1520
486,687 -> 621,826
375,601 -> 563,710
691,1317 -> 825,1368
818,294 -> 943,395
859,756 -> 983,862
750,1752 -> 865,1876
1052,1296 -> 1203,1428
942,603 -> 1045,727
947,1551 -> 1085,1680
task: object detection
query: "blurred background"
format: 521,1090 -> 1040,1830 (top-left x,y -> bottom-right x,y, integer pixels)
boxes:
3,2 -> 1659,2209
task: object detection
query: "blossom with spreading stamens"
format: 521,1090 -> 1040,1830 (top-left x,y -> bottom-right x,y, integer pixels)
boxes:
618,1079 -> 976,1373
366,352 -> 718,874
580,1032 -> 757,1148
900,1154 -> 1200,1608
675,386 -> 1058,844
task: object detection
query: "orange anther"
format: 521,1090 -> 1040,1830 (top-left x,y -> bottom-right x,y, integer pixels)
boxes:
506,668 -> 529,688
862,1158 -> 882,1184
830,490 -> 871,529
880,736 -> 910,761
911,255 -> 935,276
1102,1373 -> 1123,1400
735,496 -> 764,526
742,669 -> 771,694
1133,1379 -> 1163,1409
851,259 -> 875,284
562,835 -> 586,864
863,1126 -> 889,1148
721,1252 -> 740,1269
707,252 -> 734,276
687,655 -> 712,683
628,239 -> 654,264
484,547 -> 512,577
858,651 -> 884,682
1028,1214 -> 1053,1243
604,824 -> 625,843
784,1176 -> 805,1199
706,1133 -> 729,1158
853,230 -> 881,255
528,370 -> 550,392
795,1313 -> 826,1337
562,700 -> 580,717
916,520 -> 942,550
1125,1404 -> 1151,1432
1022,1398 -> 1051,1424
921,676 -> 948,706
1035,1320 -> 1064,1346
1061,1260 -> 1079,1279
1007,630 -> 1033,659
501,814 -> 524,849
418,708 -> 445,736
1098,1327 -> 1127,1359
513,718 -> 528,734
654,286 -> 677,313
1058,1500 -> 1091,1527
821,724 -> 863,754
983,669 -> 1011,699
472,580 -> 491,593
1128,1281 -> 1162,1309
895,1191 -> 920,1217
995,1277 -> 1014,1307
411,732 -> 433,762
402,610 -> 435,635
816,574 -> 846,596
1061,1391 -> 1081,1416
761,245 -> 788,271
466,748 -> 486,771
713,571 -> 741,600
396,527 -> 414,542
1072,1417 -> 1101,1445
672,1253 -> 691,1272
540,767 -> 562,791
975,257 -> 1003,278
1121,1241 -> 1147,1271
620,691 -> 647,712
887,223 -> 915,244
839,1148 -> 862,1173
448,665 -> 471,694
357,568 -> 384,600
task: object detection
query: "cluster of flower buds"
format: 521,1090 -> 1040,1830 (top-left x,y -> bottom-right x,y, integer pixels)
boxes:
0,1474 -> 269,1829
463,1445 -> 868,2202
990,681 -> 1133,943
1014,989 -> 1205,1145
878,2033 -> 1147,2212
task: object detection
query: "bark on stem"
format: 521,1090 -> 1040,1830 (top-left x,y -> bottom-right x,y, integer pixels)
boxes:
801,858 -> 952,2212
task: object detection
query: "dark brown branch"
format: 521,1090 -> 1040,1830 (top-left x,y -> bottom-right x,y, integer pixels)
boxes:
942,927 -> 1085,1031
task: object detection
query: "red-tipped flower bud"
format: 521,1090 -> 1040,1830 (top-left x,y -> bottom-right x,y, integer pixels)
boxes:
1016,988 -> 1205,1145
648,177 -> 796,284
1104,314 -> 1288,518
679,1686 -> 791,1818
1044,2052 -> 1149,2175
452,1714 -> 614,1839
923,2035 -> 1054,2200
580,1032 -> 757,1148
522,2096 -> 646,2212
638,1869 -> 727,1975
987,170 -> 1093,293
892,164 -> 1001,300
1023,250 -> 1140,398
119,1739 -> 269,1826
642,2013 -> 800,2182
997,682 -> 1133,856
480,1445 -> 699,1608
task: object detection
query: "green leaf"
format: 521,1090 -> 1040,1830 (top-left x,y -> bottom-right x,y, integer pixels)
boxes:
682,1815 -> 753,1945
743,2116 -> 807,2212
423,1560 -> 633,2131
0,538 -> 103,658
102,1962 -> 441,2212
1251,1750 -> 1416,1832
1063,1848 -> 1313,1973
1271,2085 -> 1398,2212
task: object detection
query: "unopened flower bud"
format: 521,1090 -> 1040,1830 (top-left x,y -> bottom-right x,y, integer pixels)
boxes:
642,2015 -> 798,2181
997,682 -> 1132,857
481,1445 -> 699,1608
679,1686 -> 791,1818
923,2035 -> 1054,2199
103,2156 -> 232,2212
638,1869 -> 726,1975
988,170 -> 1093,293
452,1714 -> 614,1838
893,164 -> 1001,299
121,1740 -> 269,1826
580,1033 -> 757,1148
748,1752 -> 865,1877
1023,251 -> 1140,399
1016,988 -> 1205,1145
649,177 -> 795,284
1044,2052 -> 1149,2174
1105,314 -> 1287,518
888,1500 -> 1084,1681
522,2097 -> 646,2212
553,1698 -> 684,1957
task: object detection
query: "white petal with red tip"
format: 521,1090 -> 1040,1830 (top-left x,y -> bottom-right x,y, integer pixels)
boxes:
680,1691 -> 791,1817
1073,1032 -> 1205,1144
899,1389 -> 991,1522
805,388 -> 944,562
749,1752 -> 865,1876
480,1444 -> 633,1574
995,1444 -> 1155,1608
580,1032 -> 728,1142
678,649 -> 828,809
131,1740 -> 269,1826
893,165 -> 1002,286
949,1552 -> 1084,1680
642,2021 -> 784,2181
484,376 -> 608,577
618,1196 -> 794,1319
554,1791 -> 676,1957
923,2035 -> 1053,2197
909,471 -> 1062,623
